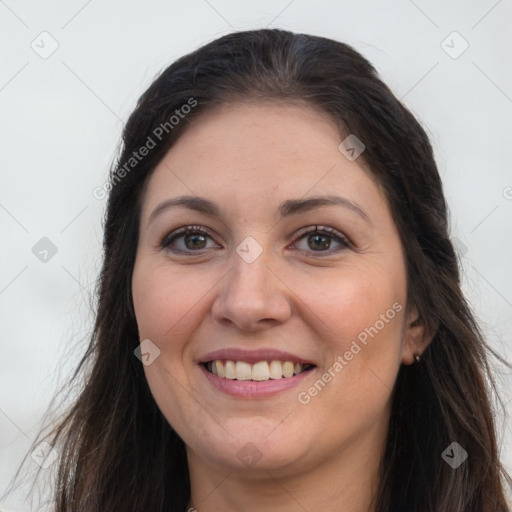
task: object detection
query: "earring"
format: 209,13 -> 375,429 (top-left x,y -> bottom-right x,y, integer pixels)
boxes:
414,353 -> 421,364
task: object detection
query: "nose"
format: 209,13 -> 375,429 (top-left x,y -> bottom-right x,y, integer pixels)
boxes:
211,245 -> 292,332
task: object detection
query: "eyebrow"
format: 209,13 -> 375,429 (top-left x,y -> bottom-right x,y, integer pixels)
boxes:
148,194 -> 371,225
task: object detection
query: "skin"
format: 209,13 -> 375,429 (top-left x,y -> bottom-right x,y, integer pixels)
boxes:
132,101 -> 430,512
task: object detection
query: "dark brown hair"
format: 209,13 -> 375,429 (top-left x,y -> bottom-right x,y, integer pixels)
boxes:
4,28 -> 511,512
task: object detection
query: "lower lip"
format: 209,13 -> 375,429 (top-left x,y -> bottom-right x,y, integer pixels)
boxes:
200,364 -> 315,399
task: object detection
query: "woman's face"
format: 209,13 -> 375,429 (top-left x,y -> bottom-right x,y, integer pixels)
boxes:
132,101 -> 422,477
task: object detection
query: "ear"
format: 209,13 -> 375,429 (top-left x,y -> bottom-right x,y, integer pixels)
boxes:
401,304 -> 433,365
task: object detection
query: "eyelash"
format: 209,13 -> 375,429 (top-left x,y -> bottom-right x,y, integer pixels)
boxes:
160,225 -> 351,256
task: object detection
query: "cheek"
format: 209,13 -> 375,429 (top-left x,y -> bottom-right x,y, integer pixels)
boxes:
313,267 -> 405,349
132,262 -> 207,344
299,267 -> 405,422
132,262 -> 209,431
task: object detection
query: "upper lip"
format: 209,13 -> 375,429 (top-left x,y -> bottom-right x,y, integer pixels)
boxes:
198,348 -> 316,366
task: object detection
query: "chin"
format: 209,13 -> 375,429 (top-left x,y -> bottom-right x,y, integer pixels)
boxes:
189,419 -> 312,474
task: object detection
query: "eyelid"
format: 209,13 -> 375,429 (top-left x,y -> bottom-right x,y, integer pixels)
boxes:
292,225 -> 351,245
161,224 -> 352,254
160,225 -> 215,249
289,225 -> 352,255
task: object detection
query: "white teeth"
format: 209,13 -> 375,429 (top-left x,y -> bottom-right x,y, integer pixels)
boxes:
269,360 -> 283,379
207,360 -> 308,381
214,360 -> 225,378
282,361 -> 294,378
235,361 -> 252,381
225,360 -> 236,379
252,361 -> 270,381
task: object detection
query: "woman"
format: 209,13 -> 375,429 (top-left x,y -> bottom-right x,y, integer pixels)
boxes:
5,28 -> 511,512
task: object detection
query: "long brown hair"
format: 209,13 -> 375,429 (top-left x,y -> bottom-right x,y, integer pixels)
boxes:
4,28 -> 511,512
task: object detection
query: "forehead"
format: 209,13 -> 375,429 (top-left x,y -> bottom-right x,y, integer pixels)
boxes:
140,101 -> 386,221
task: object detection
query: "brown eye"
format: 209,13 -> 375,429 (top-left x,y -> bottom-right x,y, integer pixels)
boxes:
292,226 -> 350,254
183,232 -> 207,250
161,225 -> 349,256
309,233 -> 332,251
161,226 -> 217,253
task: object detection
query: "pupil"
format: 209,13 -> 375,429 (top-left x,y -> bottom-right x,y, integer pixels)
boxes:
185,233 -> 206,249
183,233 -> 330,251
309,234 -> 330,250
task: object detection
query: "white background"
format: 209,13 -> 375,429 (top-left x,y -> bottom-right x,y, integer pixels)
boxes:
1,1 -> 511,510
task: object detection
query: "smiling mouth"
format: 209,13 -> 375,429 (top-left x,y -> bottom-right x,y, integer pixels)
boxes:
204,360 -> 315,381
